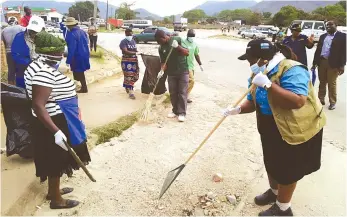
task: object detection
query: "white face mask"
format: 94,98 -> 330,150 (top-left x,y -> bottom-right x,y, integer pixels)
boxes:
250,60 -> 266,74
187,37 -> 194,42
126,36 -> 133,41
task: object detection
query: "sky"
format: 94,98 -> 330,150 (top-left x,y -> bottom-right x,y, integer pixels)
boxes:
0,0 -> 262,17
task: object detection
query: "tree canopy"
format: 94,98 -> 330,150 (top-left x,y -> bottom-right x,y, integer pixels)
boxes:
182,9 -> 207,23
116,2 -> 139,20
68,1 -> 98,21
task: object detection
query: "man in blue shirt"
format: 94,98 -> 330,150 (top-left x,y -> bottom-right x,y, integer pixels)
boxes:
283,23 -> 314,66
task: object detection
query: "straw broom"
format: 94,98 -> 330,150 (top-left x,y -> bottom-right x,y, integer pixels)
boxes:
140,47 -> 174,121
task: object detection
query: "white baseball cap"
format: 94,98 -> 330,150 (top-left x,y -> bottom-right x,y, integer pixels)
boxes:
27,16 -> 45,33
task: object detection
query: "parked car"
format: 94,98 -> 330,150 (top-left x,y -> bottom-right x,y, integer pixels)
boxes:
238,27 -> 247,35
133,26 -> 178,44
240,29 -> 267,39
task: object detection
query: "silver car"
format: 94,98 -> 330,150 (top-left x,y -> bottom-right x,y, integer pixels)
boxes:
240,29 -> 267,39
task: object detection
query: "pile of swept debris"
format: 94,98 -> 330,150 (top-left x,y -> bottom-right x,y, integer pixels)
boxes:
183,191 -> 241,216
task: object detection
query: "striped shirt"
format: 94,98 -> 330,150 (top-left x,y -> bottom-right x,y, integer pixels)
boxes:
24,58 -> 77,117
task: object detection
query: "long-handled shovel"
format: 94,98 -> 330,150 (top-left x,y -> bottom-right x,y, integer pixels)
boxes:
158,80 -> 260,199
64,141 -> 96,182
139,47 -> 174,122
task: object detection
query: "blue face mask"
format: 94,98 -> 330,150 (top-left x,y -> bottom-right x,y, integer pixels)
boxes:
250,62 -> 266,74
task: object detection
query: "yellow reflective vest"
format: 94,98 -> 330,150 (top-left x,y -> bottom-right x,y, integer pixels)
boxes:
251,59 -> 326,145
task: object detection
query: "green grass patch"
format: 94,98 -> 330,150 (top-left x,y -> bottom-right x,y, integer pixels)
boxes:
163,93 -> 171,104
1,71 -> 8,83
91,111 -> 139,145
208,34 -> 242,41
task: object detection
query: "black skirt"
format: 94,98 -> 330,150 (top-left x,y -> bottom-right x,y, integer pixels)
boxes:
257,112 -> 323,185
31,113 -> 91,182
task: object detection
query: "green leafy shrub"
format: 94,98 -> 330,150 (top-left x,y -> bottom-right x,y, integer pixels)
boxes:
35,31 -> 66,54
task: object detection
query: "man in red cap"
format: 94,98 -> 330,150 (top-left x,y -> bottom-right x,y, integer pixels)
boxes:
20,6 -> 32,27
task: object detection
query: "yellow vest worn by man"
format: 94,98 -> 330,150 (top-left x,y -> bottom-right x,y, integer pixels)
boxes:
251,59 -> 326,145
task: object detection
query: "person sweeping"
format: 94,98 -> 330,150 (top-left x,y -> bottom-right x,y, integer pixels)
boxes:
182,29 -> 203,104
223,39 -> 326,216
24,31 -> 91,209
155,30 -> 189,122
119,28 -> 139,100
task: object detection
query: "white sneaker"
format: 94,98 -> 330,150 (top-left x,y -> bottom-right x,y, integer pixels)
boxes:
178,115 -> 186,122
167,112 -> 177,118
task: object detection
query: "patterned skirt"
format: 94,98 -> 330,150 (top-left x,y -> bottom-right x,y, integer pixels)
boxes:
121,56 -> 139,90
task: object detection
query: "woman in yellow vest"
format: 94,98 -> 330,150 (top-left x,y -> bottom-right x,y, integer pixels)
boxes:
223,39 -> 326,216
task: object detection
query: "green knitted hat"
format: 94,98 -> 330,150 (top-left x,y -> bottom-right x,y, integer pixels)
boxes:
35,31 -> 66,55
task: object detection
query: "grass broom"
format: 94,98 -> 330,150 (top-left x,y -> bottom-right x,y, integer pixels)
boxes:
139,47 -> 174,121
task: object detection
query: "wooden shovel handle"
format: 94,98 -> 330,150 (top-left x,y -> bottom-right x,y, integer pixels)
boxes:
64,141 -> 96,182
184,84 -> 256,165
184,69 -> 271,165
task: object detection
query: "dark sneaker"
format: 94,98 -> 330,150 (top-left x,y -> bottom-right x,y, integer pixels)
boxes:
328,104 -> 336,110
187,99 -> 192,103
259,203 -> 293,216
77,89 -> 88,93
254,189 -> 277,206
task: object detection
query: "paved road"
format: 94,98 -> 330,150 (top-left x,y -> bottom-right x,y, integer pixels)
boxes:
98,32 -> 346,147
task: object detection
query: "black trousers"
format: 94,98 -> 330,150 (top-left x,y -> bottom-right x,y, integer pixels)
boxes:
89,35 -> 98,52
73,72 -> 88,91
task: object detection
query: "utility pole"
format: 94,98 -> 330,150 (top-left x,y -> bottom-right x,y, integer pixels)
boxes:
93,0 -> 97,19
105,0 -> 108,30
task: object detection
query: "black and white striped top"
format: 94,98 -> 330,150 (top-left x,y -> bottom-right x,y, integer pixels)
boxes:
24,58 -> 77,117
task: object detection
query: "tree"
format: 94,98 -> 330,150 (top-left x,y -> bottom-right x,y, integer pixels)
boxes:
206,16 -> 217,24
248,12 -> 263,25
68,1 -> 98,22
262,12 -> 272,19
163,17 -> 171,24
116,2 -> 138,20
272,6 -> 300,26
312,4 -> 346,25
182,9 -> 207,23
337,1 -> 346,11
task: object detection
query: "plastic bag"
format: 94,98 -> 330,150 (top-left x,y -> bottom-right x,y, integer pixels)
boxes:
1,82 -> 34,158
140,54 -> 167,95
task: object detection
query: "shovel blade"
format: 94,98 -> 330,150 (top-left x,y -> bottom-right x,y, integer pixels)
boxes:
158,164 -> 185,199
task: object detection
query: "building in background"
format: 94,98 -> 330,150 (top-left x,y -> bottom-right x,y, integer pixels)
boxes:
2,6 -> 64,23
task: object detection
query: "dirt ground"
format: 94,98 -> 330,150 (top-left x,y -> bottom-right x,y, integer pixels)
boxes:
33,31 -> 346,216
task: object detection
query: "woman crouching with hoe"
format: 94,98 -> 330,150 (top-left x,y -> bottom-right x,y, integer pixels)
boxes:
24,32 -> 91,209
223,39 -> 326,216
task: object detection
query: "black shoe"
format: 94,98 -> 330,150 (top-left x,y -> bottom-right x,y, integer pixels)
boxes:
77,89 -> 88,93
259,203 -> 293,216
328,104 -> 336,110
254,189 -> 277,206
187,99 -> 192,103
320,100 -> 325,105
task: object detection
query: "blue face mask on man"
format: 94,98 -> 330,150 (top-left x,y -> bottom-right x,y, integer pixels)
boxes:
250,60 -> 266,74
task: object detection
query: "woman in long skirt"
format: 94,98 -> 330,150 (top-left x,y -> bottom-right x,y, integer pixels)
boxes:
25,32 -> 91,209
119,28 -> 139,99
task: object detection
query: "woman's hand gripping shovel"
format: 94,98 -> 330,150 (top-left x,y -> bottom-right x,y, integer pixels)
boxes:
139,47 -> 174,122
158,69 -> 269,199
63,141 -> 96,182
